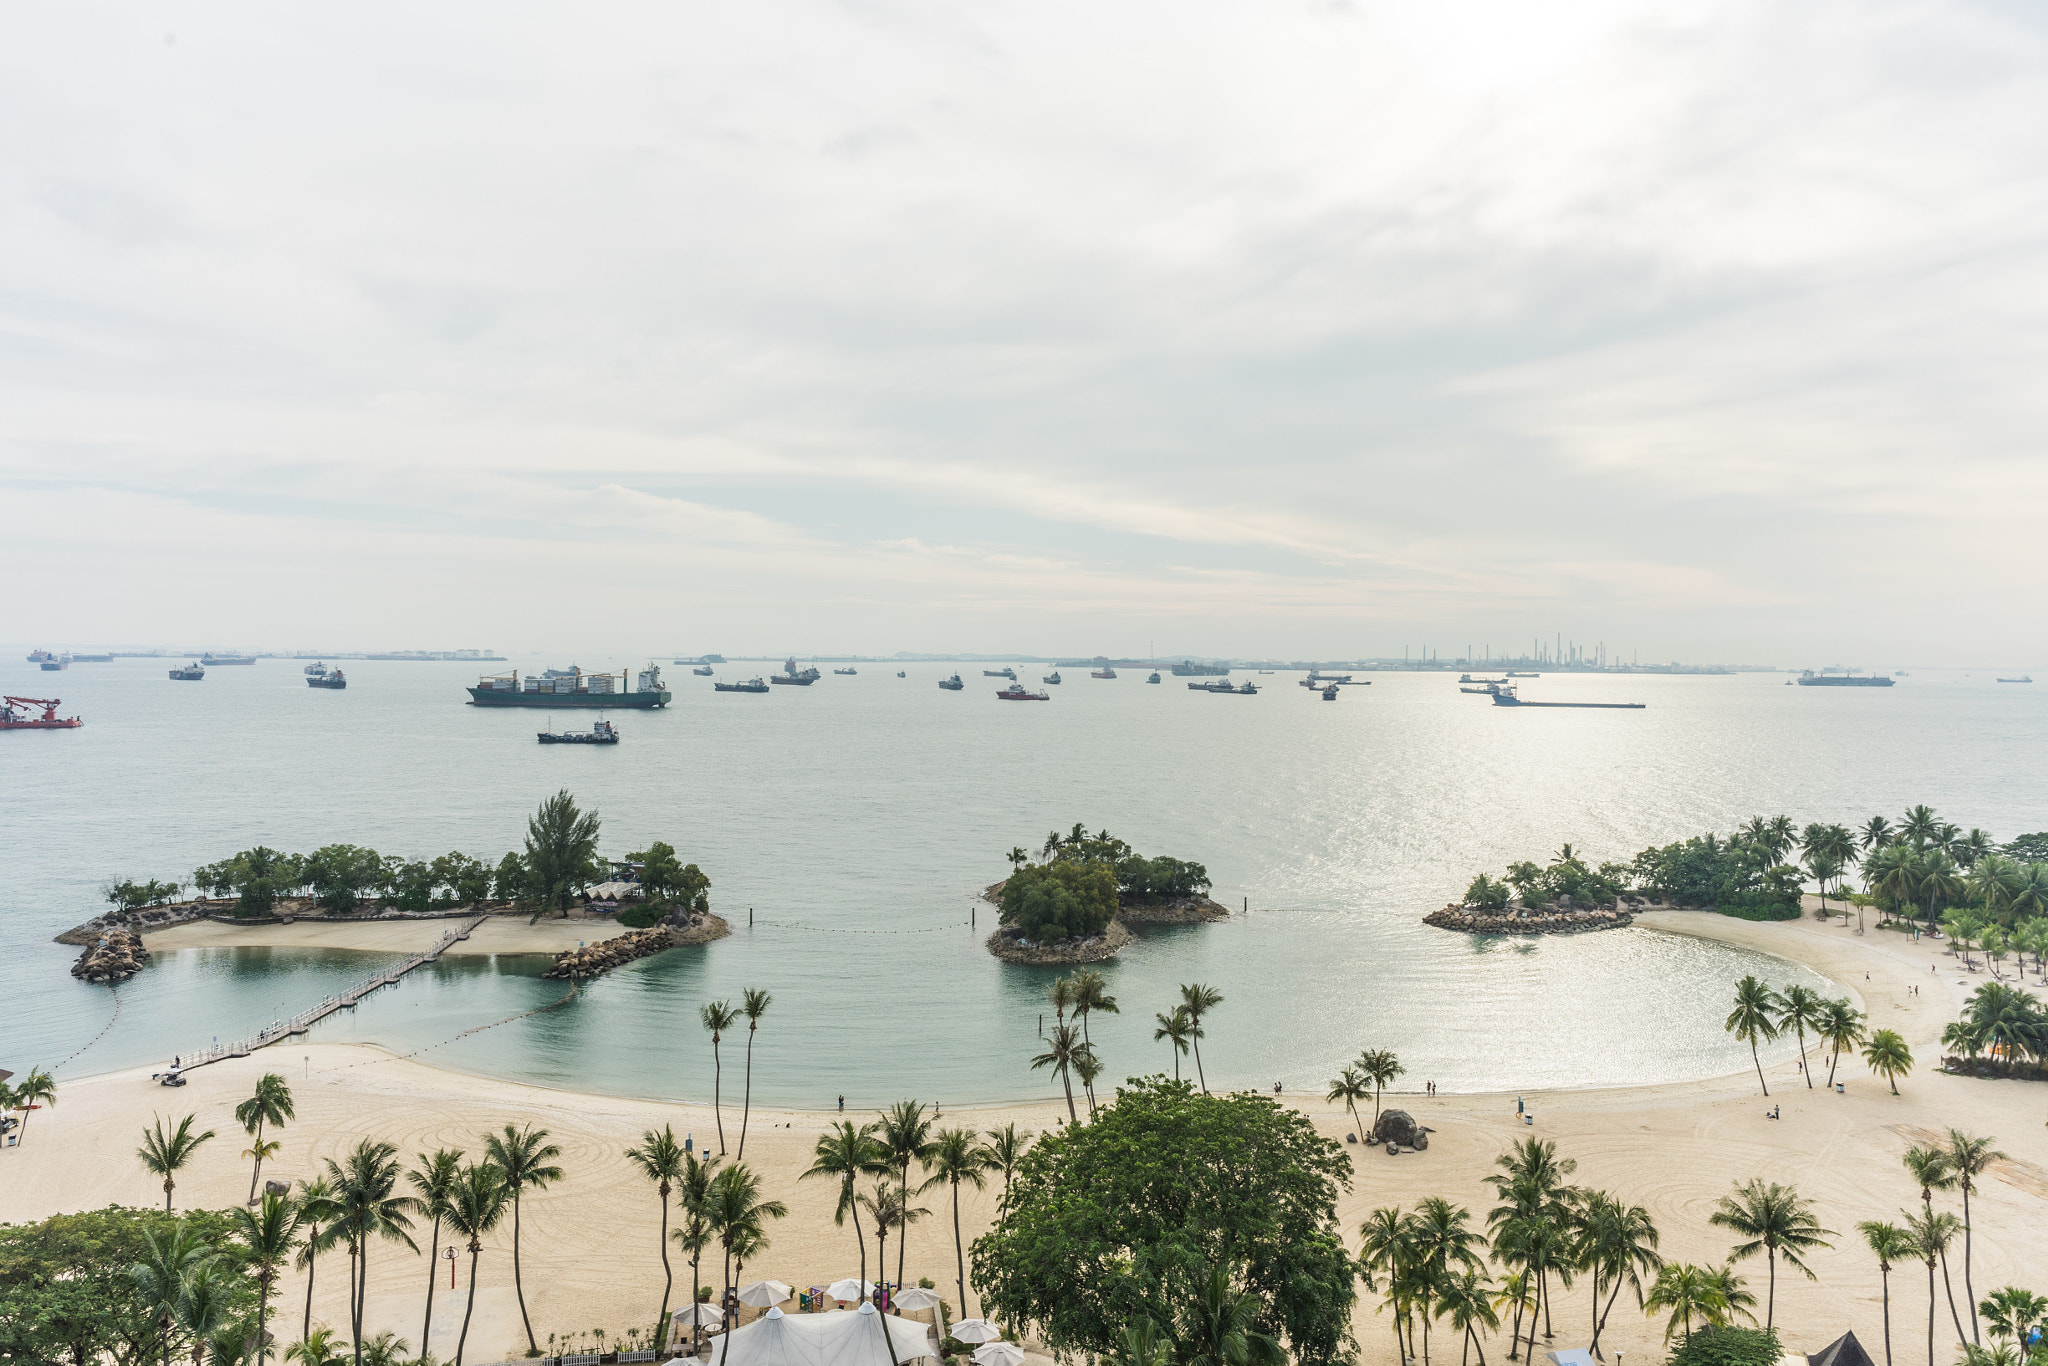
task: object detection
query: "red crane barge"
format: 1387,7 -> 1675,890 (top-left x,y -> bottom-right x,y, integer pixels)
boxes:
2,696 -> 82,730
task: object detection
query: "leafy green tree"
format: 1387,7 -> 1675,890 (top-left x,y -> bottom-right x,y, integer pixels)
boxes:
523,790 -> 602,911
196,848 -> 304,916
301,845 -> 385,915
999,862 -> 1119,941
1708,1180 -> 1833,1328
1725,977 -> 1783,1096
972,1077 -> 1356,1366
492,851 -> 528,902
430,852 -> 494,905
1463,875 -> 1511,911
379,857 -> 437,914
482,1124 -> 562,1355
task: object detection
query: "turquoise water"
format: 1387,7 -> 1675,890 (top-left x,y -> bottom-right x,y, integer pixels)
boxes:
7,655 -> 2044,1105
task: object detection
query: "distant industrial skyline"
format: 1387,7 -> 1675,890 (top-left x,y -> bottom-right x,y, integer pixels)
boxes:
6,3 -> 2046,660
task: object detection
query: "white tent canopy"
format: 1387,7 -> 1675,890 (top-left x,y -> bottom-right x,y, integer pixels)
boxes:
711,1305 -> 931,1366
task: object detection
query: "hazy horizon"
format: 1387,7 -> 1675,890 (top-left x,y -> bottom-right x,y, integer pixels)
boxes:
7,2 -> 2046,658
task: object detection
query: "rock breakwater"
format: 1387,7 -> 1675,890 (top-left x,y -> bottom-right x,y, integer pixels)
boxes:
71,928 -> 150,983
540,913 -> 730,979
1423,903 -> 1633,936
986,919 -> 1135,965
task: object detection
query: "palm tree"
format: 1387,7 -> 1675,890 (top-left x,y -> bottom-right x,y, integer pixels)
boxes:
292,1177 -> 342,1342
672,1147 -> 721,1329
1047,975 -> 1076,1027
355,1334 -> 407,1366
1863,815 -> 1895,851
1725,976 -> 1783,1096
1489,1274 -> 1536,1365
1643,1264 -> 1723,1344
1177,1262 -> 1282,1366
325,1138 -> 420,1366
982,1124 -> 1030,1220
1114,1316 -> 1174,1366
235,1073 -> 295,1206
705,1163 -> 787,1316
1030,1024 -> 1090,1124
444,1160 -> 510,1366
800,1122 -> 885,1288
918,1127 -> 993,1318
1410,1198 -> 1487,1366
1006,846 -> 1028,872
12,1067 -> 55,1146
1153,1007 -> 1194,1081
1817,999 -> 1866,1088
1040,830 -> 1062,860
855,1180 -> 908,1306
1358,1205 -> 1418,1362
1074,1049 -> 1106,1117
233,1191 -> 302,1366
285,1329 -> 345,1366
1178,983 -> 1224,1092
1070,968 -> 1119,1048
1904,1207 -> 1963,1366
1942,1130 -> 2007,1344
1358,1048 -> 1405,1132
625,1125 -> 688,1347
1709,1179 -> 1834,1328
406,1148 -> 463,1356
1901,805 -> 1941,849
1775,984 -> 1825,1088
1865,1030 -> 1915,1094
1327,1065 -> 1371,1145
1902,1146 -> 1968,1345
1866,844 -> 1923,925
1859,1219 -> 1915,1366
1578,1191 -> 1661,1359
1921,851 -> 1965,928
1486,1139 -> 1578,1358
133,1220 -> 214,1366
172,1258 -> 236,1366
139,1114 -> 216,1211
1437,1268 -> 1501,1366
877,1101 -> 935,1291
736,988 -> 772,1160
1979,1288 -> 2048,1351
700,1001 -> 739,1155
482,1123 -> 562,1356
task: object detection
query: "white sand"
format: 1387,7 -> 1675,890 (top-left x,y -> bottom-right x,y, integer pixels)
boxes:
144,914 -> 629,957
10,909 -> 2044,1365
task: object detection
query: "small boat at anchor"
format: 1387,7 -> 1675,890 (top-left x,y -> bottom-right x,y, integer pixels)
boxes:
1043,671 -> 1062,685
938,674 -> 964,690
539,719 -> 620,744
692,665 -> 714,676
307,669 -> 347,690
1147,671 -> 1161,684
714,677 -> 770,693
997,685 -> 1051,701
1091,667 -> 1117,679
834,667 -> 858,675
983,667 -> 1017,679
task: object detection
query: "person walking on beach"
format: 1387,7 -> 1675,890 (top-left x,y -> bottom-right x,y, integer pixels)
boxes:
837,1095 -> 844,1112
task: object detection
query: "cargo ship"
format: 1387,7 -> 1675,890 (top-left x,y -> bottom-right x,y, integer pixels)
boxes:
3,696 -> 82,730
40,655 -> 70,671
539,719 -> 619,744
983,667 -> 1017,680
1491,684 -> 1643,709
938,674 -> 964,690
468,664 -> 670,708
1042,671 -> 1062,685
305,661 -> 330,677
714,677 -> 769,693
168,662 -> 205,681
1998,676 -> 2033,684
1091,667 -> 1117,679
1795,671 -> 1893,687
834,667 -> 858,676
770,657 -> 821,685
693,665 -> 714,676
307,669 -> 347,690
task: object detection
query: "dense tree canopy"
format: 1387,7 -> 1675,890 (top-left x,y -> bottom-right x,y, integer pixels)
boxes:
524,790 -> 604,911
971,1077 -> 1356,1366
999,861 -> 1120,941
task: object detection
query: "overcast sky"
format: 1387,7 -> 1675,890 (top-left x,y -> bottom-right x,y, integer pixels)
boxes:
4,1 -> 2045,661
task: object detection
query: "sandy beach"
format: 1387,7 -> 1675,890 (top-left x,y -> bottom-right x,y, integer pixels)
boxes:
10,909 -> 2045,1366
144,914 -> 631,957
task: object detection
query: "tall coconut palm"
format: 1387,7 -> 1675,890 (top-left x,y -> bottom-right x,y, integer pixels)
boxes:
406,1148 -> 464,1356
1776,984 -> 1825,1088
625,1125 -> 688,1347
139,1114 -> 216,1211
1153,1007 -> 1194,1081
1709,1179 -> 1834,1328
172,1257 -> 237,1366
1903,1207 -> 1963,1366
918,1128 -> 994,1317
700,1001 -> 739,1155
233,1190 -> 302,1366
1074,1051 -> 1105,1116
1327,1066 -> 1371,1145
1900,806 -> 1942,850
1643,1264 -> 1725,1344
133,1220 -> 214,1366
1862,816 -> 1895,851
736,988 -> 772,1160
12,1067 -> 55,1147
1070,968 -> 1119,1047
1486,1139 -> 1578,1357
285,1329 -> 345,1366
1047,976 -> 1076,1027
1725,977 -> 1783,1096
878,1101 -> 935,1292
1577,1192 -> 1661,1359
671,1148 -> 722,1327
1436,1267 -> 1501,1366
1358,1049 -> 1405,1132
1410,1198 -> 1487,1365
235,1074 -> 295,1206
1942,1130 -> 2007,1344
1859,1219 -> 1915,1366
1921,851 -> 1965,928
1866,844 -> 1923,925
292,1177 -> 342,1342
482,1124 -> 561,1356
1817,999 -> 1866,1088
1358,1206 -> 1418,1362
705,1163 -> 786,1321
1967,857 -> 2020,925
981,1124 -> 1030,1220
1179,983 -> 1223,1092
444,1160 -> 510,1366
1489,1274 -> 1537,1364
855,1180 -> 903,1308
1902,1146 -> 1967,1345
1864,1030 -> 1915,1094
1030,1024 -> 1089,1124
325,1138 -> 420,1366
800,1122 -> 884,1287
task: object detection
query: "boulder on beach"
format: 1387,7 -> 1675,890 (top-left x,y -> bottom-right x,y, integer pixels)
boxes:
1372,1109 -> 1427,1149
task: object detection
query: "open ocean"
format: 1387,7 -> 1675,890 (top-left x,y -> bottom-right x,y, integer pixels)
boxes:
6,654 -> 2044,1107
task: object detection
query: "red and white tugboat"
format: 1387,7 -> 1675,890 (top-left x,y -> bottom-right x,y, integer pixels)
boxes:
996,684 -> 1051,701
2,696 -> 82,730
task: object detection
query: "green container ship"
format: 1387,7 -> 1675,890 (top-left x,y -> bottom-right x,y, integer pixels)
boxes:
467,664 -> 671,709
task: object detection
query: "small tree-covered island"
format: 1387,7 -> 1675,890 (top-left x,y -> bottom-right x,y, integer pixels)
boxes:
985,824 -> 1228,964
60,791 -> 728,983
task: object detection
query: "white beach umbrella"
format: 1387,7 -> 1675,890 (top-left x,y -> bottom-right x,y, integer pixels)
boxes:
672,1303 -> 726,1327
826,1278 -> 877,1302
892,1287 -> 944,1312
973,1342 -> 1026,1366
950,1320 -> 1004,1344
738,1280 -> 793,1309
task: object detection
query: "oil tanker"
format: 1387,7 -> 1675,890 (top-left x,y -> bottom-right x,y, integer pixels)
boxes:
468,664 -> 670,709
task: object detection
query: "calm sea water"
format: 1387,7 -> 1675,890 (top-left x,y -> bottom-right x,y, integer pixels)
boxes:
7,655 -> 2044,1107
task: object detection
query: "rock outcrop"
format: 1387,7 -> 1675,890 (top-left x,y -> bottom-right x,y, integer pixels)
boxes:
985,920 -> 1135,965
540,914 -> 729,979
71,928 -> 149,983
1117,896 -> 1231,925
1423,901 -> 1632,936
1372,1109 -> 1429,1150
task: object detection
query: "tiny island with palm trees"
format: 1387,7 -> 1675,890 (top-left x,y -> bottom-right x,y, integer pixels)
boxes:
984,825 -> 1228,964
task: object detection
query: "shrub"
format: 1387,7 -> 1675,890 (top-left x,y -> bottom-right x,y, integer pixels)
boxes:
616,904 -> 661,929
1667,1326 -> 1781,1366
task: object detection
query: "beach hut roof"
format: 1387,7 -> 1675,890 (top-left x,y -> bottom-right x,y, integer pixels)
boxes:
1808,1333 -> 1877,1366
708,1305 -> 929,1366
